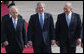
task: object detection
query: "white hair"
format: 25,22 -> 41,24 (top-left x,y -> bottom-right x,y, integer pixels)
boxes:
65,2 -> 72,8
9,6 -> 19,13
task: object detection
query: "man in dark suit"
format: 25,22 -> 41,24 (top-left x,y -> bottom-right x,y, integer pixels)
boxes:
55,2 -> 82,53
27,2 -> 55,53
1,6 -> 27,53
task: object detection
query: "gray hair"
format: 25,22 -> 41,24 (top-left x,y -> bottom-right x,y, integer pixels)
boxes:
36,2 -> 45,8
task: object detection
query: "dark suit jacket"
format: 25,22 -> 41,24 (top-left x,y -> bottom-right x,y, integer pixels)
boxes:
82,23 -> 83,43
55,12 -> 82,47
1,14 -> 27,51
27,13 -> 55,47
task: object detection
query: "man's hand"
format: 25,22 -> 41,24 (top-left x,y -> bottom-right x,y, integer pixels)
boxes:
24,45 -> 27,48
81,43 -> 83,48
2,41 -> 9,47
56,41 -> 60,47
51,40 -> 56,45
1,43 -> 5,47
77,38 -> 81,46
28,41 -> 32,48
3,41 -> 9,46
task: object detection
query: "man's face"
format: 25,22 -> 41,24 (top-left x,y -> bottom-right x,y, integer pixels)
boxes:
64,4 -> 72,14
37,4 -> 45,14
10,8 -> 18,19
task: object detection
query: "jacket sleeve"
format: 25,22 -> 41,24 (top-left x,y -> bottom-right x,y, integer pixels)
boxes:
55,15 -> 60,41
27,15 -> 34,41
76,14 -> 82,39
22,19 -> 27,45
49,14 -> 55,40
1,16 -> 8,43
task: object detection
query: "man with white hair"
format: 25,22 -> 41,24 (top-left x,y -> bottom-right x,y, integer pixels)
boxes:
1,5 -> 27,53
27,2 -> 55,53
55,2 -> 82,53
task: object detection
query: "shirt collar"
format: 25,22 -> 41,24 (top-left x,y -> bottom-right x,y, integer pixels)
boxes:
68,11 -> 72,16
12,17 -> 18,24
65,11 -> 72,17
9,14 -> 12,18
12,17 -> 18,21
9,14 -> 18,20
38,13 -> 44,16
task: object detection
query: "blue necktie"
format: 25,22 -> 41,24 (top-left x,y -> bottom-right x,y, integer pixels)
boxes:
39,14 -> 44,28
66,14 -> 71,27
14,19 -> 17,29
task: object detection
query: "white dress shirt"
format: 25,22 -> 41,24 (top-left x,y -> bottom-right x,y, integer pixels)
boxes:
9,14 -> 12,18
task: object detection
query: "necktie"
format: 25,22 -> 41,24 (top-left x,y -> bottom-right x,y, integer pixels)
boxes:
66,14 -> 71,27
14,19 -> 17,29
39,14 -> 44,28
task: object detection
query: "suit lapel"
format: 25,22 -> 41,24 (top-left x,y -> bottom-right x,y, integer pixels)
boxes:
43,13 -> 47,29
8,14 -> 14,28
16,17 -> 21,31
36,13 -> 42,29
63,13 -> 69,29
10,15 -> 21,31
69,12 -> 74,28
8,16 -> 15,31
